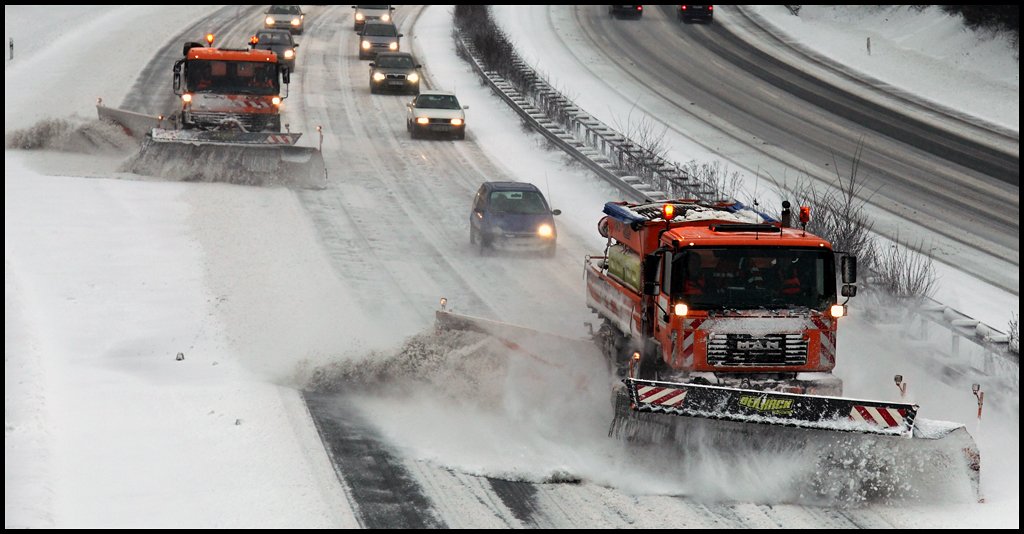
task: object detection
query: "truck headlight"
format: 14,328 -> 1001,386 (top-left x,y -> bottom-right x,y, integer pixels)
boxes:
265,16 -> 275,25
272,96 -> 282,106
407,73 -> 419,83
372,71 -> 386,82
181,93 -> 192,103
673,303 -> 689,316
537,223 -> 553,238
830,304 -> 846,318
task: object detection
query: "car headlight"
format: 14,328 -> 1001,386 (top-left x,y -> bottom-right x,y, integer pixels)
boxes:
388,42 -> 398,50
407,72 -> 419,83
372,71 -> 386,82
291,18 -> 301,26
265,16 -> 275,25
450,118 -> 463,126
361,40 -> 371,50
381,13 -> 391,22
355,12 -> 365,21
416,117 -> 429,125
284,49 -> 295,59
537,224 -> 554,238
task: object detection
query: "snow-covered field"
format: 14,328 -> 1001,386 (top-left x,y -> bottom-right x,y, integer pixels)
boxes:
5,4 -> 1019,529
750,5 -> 1019,132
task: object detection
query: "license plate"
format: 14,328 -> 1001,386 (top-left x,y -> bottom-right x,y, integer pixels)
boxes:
431,125 -> 451,132
388,81 -> 404,86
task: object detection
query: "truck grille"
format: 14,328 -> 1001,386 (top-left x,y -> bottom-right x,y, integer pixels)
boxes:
189,112 -> 274,132
706,333 -> 808,367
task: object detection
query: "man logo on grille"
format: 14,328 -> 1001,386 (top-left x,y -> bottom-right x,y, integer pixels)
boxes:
737,339 -> 780,351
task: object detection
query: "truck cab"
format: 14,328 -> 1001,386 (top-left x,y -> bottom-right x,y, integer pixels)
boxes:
586,200 -> 855,396
173,39 -> 291,132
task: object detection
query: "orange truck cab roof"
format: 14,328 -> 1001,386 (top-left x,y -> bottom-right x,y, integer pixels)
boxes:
187,47 -> 278,63
601,200 -> 832,253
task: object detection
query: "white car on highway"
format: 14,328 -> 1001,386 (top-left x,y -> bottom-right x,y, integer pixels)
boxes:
406,90 -> 468,140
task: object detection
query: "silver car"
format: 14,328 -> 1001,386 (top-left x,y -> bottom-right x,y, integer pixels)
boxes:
406,90 -> 468,140
352,5 -> 394,31
264,5 -> 305,35
358,22 -> 402,60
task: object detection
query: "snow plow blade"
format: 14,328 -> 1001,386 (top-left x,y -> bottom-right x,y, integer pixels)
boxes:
626,377 -> 917,436
435,309 -> 595,357
96,105 -> 326,188
124,128 -> 326,188
616,378 -> 981,501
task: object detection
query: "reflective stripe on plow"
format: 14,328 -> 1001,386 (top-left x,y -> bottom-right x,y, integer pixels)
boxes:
850,405 -> 903,428
637,386 -> 686,407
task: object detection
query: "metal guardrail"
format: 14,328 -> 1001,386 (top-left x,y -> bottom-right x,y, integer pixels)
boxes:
454,38 -> 724,202
452,11 -> 1017,367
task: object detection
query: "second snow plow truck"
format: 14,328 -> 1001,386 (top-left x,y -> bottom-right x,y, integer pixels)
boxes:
437,198 -> 981,501
97,34 -> 325,186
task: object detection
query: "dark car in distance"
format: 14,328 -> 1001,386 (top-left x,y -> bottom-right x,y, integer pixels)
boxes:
358,21 -> 402,60
609,5 -> 643,18
251,29 -> 298,71
679,5 -> 713,23
470,182 -> 561,256
369,52 -> 421,95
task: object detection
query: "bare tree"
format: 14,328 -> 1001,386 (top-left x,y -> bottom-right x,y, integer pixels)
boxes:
682,160 -> 744,201
870,233 -> 937,300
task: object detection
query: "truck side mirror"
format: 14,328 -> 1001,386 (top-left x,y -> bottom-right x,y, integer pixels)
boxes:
281,66 -> 290,84
173,72 -> 181,93
841,255 -> 857,284
841,284 -> 857,297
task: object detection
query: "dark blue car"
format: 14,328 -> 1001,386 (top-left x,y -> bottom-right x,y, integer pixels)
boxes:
470,182 -> 561,256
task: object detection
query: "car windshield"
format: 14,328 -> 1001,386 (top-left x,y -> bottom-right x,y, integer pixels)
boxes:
363,24 -> 398,37
257,32 -> 291,44
489,190 -> 548,215
268,5 -> 301,14
416,94 -> 460,109
185,59 -> 279,96
669,247 -> 836,312
376,55 -> 414,68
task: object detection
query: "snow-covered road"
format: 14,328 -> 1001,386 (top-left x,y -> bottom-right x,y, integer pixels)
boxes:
5,4 -> 1018,529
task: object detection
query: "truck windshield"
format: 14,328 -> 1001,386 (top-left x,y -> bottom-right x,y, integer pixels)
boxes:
670,247 -> 836,311
185,60 -> 279,96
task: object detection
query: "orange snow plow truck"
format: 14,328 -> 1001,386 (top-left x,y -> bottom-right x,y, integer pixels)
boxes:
438,198 -> 982,500
97,34 -> 324,185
